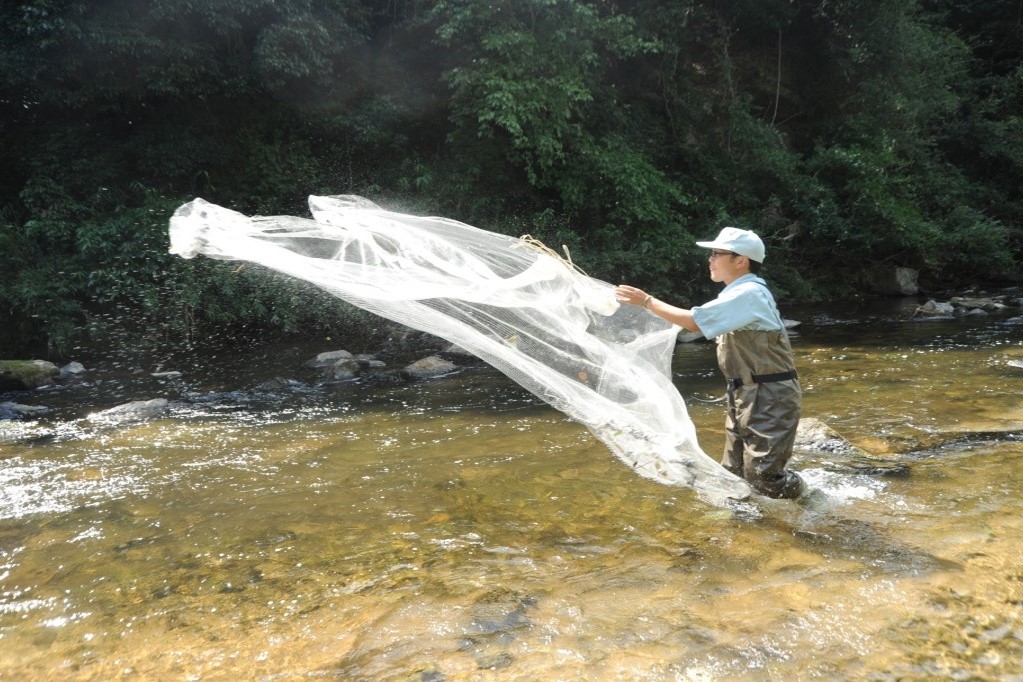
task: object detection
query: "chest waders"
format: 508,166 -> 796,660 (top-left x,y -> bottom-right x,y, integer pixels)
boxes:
716,327 -> 805,499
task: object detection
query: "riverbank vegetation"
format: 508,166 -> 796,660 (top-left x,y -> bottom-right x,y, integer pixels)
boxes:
1,0 -> 1020,355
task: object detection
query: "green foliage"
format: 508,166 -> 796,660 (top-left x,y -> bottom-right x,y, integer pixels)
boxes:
1,0 -> 1021,356
806,142 -> 925,257
428,0 -> 703,291
0,185 -> 377,355
430,0 -> 658,189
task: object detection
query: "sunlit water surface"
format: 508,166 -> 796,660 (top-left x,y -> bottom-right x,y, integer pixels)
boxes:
1,298 -> 1022,680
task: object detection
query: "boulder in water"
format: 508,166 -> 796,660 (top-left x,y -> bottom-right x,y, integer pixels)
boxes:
304,350 -> 354,369
404,355 -> 458,380
0,402 -> 51,420
253,377 -> 307,392
89,398 -> 170,423
991,348 -> 1023,372
0,360 -> 60,391
795,417 -> 870,456
151,371 -> 183,380
951,296 -> 1006,312
795,417 -> 910,477
914,299 -> 955,317
60,361 -> 88,379
353,353 -> 386,369
324,358 -> 359,382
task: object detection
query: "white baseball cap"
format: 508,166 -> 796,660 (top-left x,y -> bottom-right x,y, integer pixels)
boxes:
695,227 -> 766,263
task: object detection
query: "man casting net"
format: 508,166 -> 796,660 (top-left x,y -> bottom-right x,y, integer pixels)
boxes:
168,195 -> 753,506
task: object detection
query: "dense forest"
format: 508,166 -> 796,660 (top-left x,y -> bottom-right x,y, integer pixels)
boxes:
1,0 -> 1021,356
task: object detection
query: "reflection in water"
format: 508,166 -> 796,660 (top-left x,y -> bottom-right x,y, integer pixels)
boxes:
0,301 -> 1021,679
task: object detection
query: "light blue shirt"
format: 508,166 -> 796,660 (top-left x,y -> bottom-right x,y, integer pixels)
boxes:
691,274 -> 785,339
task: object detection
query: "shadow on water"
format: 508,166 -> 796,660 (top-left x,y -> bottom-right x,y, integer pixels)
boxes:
751,501 -> 966,579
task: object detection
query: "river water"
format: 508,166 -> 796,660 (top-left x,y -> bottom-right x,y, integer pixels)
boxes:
1,296 -> 1022,680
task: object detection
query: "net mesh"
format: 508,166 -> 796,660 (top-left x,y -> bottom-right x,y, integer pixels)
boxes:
169,195 -> 753,505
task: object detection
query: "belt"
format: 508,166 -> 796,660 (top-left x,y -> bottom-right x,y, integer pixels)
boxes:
727,370 -> 797,391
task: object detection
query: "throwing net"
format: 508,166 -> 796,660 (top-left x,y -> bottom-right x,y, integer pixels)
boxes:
169,195 -> 753,505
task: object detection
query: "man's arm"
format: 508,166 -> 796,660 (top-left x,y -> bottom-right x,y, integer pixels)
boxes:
646,297 -> 701,332
614,285 -> 702,333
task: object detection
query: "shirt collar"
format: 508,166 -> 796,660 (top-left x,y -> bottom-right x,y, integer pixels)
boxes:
721,273 -> 762,292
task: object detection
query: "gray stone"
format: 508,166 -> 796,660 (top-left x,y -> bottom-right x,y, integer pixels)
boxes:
90,398 -> 169,422
325,359 -> 359,381
0,360 -> 60,390
304,350 -> 354,369
914,299 -> 955,317
0,402 -> 51,419
359,370 -> 410,387
0,421 -> 52,442
253,377 -> 305,391
404,355 -> 458,379
444,343 -> 476,356
951,296 -> 1005,312
794,417 -> 869,456
794,417 -> 912,476
59,361 -> 87,379
150,371 -> 183,379
993,348 -> 1023,372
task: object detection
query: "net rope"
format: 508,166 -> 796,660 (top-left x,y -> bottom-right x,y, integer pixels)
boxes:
169,195 -> 753,505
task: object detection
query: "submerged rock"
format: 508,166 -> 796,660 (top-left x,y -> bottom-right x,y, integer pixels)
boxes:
404,355 -> 458,379
0,420 -> 54,444
459,589 -> 536,671
89,398 -> 170,423
305,349 -> 371,382
323,358 -> 360,382
353,353 -> 386,369
991,348 -> 1023,373
358,369 -> 411,388
304,350 -> 354,369
150,371 -> 183,380
951,296 -> 1006,312
795,417 -> 869,456
252,377 -> 308,392
914,299 -> 955,317
796,417 -> 911,477
0,402 -> 51,420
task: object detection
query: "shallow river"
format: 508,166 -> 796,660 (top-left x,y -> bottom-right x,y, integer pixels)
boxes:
1,297 -> 1022,680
